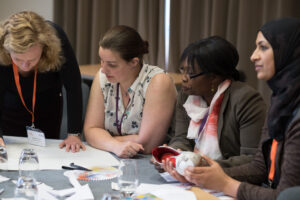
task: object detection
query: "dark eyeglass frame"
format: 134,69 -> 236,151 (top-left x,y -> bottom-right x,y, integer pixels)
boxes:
188,72 -> 206,79
179,66 -> 207,79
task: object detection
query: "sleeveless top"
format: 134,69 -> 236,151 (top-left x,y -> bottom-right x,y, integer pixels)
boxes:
99,64 -> 164,136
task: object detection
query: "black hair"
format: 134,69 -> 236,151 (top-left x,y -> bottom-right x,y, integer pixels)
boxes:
181,36 -> 242,81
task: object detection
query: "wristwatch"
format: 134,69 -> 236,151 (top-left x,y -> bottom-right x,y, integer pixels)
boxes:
68,133 -> 81,137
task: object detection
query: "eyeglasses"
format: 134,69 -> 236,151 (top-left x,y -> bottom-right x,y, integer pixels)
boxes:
179,66 -> 206,79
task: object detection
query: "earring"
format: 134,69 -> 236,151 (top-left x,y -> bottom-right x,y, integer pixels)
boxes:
211,84 -> 215,92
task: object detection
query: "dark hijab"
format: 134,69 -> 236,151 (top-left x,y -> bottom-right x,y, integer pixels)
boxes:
260,17 -> 300,141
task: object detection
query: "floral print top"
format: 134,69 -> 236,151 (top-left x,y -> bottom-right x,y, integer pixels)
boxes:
99,64 -> 165,136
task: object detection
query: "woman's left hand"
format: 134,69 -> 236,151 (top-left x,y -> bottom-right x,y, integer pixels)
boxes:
162,158 -> 189,183
183,156 -> 234,192
59,136 -> 86,153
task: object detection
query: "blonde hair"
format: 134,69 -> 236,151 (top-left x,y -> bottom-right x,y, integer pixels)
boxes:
0,11 -> 63,72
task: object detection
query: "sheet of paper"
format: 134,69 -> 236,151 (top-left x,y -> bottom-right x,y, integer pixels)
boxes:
3,136 -> 119,170
65,184 -> 94,200
191,187 -> 234,200
135,183 -> 196,200
37,183 -> 58,200
0,174 -> 10,182
159,171 -> 179,182
48,188 -> 76,198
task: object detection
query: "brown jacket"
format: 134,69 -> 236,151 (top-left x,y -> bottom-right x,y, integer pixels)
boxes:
225,107 -> 300,200
168,81 -> 266,167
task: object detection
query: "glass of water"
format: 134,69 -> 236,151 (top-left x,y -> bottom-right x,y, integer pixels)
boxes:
118,159 -> 139,198
15,148 -> 39,200
18,148 -> 39,178
0,146 -> 8,171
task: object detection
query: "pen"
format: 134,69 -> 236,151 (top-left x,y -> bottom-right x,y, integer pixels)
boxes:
70,162 -> 92,171
62,166 -> 77,170
61,163 -> 92,171
61,165 -> 92,171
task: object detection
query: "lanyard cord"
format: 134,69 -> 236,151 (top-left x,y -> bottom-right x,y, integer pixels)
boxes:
12,62 -> 37,126
197,111 -> 209,137
115,83 -> 129,135
268,139 -> 278,182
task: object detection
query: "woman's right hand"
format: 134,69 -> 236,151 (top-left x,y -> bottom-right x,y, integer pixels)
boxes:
162,158 -> 188,183
115,141 -> 144,158
150,157 -> 165,173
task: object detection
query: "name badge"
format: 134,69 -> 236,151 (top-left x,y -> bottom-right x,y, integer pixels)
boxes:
26,126 -> 46,147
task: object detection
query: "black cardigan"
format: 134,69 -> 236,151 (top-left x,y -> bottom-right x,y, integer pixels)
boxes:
0,22 -> 82,139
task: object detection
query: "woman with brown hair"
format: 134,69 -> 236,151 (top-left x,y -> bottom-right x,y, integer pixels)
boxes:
84,25 -> 177,158
0,11 -> 85,152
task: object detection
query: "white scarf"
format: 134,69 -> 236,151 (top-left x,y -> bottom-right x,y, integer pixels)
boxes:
183,80 -> 231,159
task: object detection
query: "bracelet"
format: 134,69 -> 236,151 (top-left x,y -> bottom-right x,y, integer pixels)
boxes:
68,133 -> 81,137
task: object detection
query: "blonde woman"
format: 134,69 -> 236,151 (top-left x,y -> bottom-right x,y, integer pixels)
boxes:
0,11 -> 85,152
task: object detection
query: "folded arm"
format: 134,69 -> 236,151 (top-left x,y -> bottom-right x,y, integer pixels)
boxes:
115,73 -> 177,153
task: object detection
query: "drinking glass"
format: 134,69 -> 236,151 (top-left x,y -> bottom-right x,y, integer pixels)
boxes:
18,148 -> 39,178
14,182 -> 38,200
117,159 -> 139,198
14,148 -> 39,200
0,146 -> 8,171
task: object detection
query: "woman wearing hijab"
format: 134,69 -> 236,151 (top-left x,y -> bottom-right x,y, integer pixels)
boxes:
164,18 -> 300,200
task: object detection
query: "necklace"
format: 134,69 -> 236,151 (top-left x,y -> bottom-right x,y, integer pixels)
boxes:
120,86 -> 129,97
116,83 -> 130,135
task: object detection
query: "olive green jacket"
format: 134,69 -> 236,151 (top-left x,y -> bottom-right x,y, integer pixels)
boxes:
168,81 -> 266,167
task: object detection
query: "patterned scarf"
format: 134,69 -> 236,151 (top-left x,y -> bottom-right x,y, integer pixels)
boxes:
183,79 -> 231,159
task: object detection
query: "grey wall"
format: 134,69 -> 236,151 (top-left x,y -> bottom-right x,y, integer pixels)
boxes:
0,0 -> 54,21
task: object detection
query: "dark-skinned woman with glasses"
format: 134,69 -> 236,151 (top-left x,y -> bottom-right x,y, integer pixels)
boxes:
157,36 -> 267,178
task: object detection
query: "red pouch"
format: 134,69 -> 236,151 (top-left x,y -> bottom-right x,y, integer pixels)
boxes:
152,146 -> 180,167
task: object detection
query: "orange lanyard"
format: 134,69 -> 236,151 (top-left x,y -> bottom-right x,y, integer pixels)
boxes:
268,139 -> 278,182
12,62 -> 37,126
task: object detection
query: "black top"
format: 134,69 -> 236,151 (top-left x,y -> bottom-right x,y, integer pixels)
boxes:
0,22 -> 83,139
261,17 -> 300,141
260,17 -> 300,193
